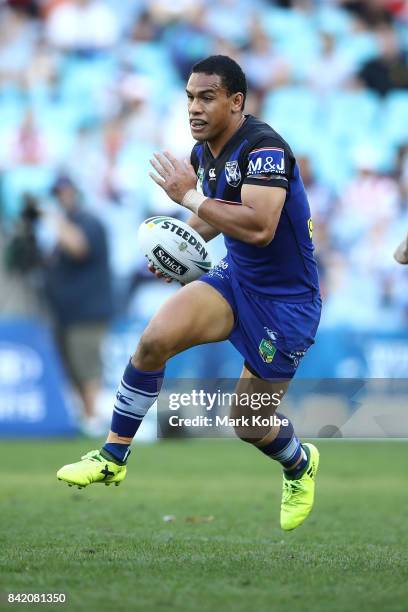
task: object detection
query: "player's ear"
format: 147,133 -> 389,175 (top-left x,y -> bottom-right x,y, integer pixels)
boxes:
231,92 -> 244,113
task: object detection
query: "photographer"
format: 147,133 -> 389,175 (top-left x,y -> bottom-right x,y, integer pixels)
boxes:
38,176 -> 114,435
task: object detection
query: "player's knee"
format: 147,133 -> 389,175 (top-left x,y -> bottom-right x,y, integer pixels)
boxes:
134,325 -> 174,368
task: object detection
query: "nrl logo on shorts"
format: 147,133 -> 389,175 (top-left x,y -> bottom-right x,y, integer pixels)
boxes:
225,160 -> 241,187
259,338 -> 277,364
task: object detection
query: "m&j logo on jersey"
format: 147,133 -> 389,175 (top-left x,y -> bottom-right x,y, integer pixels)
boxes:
247,148 -> 285,178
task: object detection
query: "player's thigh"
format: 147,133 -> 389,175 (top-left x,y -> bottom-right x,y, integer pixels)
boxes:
231,364 -> 290,441
138,280 -> 235,357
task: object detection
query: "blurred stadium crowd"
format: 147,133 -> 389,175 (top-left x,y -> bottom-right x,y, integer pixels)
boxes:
0,0 -> 407,333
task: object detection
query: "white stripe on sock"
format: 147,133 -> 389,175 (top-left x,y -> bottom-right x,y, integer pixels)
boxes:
114,380 -> 158,418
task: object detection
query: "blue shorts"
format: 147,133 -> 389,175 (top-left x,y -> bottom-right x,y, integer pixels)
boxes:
200,258 -> 321,380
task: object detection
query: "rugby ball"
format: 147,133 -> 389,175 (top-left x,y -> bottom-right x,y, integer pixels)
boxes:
137,216 -> 212,284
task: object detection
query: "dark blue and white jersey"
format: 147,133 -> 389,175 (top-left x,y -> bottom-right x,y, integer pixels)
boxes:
190,114 -> 320,303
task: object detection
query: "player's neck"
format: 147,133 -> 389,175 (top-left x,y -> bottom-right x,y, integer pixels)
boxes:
207,114 -> 246,158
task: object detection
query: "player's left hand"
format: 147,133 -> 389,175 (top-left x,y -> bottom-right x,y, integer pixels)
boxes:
149,151 -> 197,204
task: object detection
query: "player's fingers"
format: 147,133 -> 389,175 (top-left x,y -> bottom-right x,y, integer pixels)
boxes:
154,268 -> 173,282
182,158 -> 196,177
148,263 -> 166,279
155,152 -> 174,171
163,150 -> 180,168
147,256 -> 174,284
149,158 -> 168,179
156,270 -> 173,283
149,171 -> 166,186
183,158 -> 194,170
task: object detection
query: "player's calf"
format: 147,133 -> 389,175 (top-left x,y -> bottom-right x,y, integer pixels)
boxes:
232,407 -> 309,480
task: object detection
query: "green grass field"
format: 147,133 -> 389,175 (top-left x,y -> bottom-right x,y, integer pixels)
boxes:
1,439 -> 407,611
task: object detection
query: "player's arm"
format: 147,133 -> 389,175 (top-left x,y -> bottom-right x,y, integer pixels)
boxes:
149,151 -> 285,247
186,213 -> 220,242
394,233 -> 408,264
197,184 -> 285,247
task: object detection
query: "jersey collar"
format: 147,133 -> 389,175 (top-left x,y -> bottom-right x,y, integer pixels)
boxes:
205,114 -> 251,161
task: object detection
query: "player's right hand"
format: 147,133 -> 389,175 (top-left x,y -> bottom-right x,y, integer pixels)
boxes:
148,262 -> 173,283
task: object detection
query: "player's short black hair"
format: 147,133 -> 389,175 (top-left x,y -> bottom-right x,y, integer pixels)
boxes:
191,55 -> 247,110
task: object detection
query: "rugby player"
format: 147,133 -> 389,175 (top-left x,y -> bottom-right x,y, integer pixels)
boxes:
394,233 -> 408,264
57,56 -> 322,531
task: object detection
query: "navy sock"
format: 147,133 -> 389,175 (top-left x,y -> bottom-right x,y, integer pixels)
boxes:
102,360 -> 164,463
101,443 -> 131,465
257,413 -> 308,479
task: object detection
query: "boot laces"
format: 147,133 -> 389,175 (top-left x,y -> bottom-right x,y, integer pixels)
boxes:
80,450 -> 102,462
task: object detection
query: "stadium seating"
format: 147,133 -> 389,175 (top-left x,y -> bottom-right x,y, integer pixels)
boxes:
0,0 -> 407,333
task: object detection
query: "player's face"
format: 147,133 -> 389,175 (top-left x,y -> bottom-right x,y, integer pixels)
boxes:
186,73 -> 242,142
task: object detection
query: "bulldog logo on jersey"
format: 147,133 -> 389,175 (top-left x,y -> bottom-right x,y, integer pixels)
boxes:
225,160 -> 242,187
